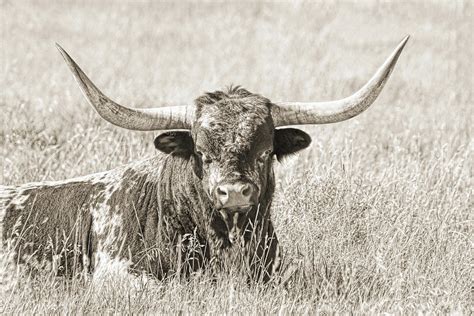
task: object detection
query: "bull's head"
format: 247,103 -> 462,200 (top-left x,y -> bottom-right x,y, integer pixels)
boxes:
56,36 -> 408,243
150,89 -> 312,243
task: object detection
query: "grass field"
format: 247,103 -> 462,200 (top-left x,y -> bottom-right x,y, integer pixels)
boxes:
1,0 -> 472,314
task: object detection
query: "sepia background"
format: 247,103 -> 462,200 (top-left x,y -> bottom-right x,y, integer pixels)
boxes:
1,0 -> 472,313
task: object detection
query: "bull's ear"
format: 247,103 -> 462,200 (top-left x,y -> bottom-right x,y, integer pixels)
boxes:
274,128 -> 311,161
154,131 -> 194,157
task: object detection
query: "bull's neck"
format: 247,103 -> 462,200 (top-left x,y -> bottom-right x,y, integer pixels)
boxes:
159,155 -> 276,242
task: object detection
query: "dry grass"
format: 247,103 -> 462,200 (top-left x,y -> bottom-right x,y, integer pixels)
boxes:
1,0 -> 472,314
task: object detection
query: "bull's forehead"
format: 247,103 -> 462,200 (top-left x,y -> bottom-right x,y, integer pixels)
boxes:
193,90 -> 274,155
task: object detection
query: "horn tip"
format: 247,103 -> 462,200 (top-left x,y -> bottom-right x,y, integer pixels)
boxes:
55,43 -> 78,72
55,43 -> 74,64
55,43 -> 69,59
390,35 -> 410,62
400,35 -> 410,47
55,43 -> 65,53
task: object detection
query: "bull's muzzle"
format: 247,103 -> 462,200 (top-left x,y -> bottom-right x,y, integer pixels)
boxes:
214,181 -> 256,209
214,181 -> 257,244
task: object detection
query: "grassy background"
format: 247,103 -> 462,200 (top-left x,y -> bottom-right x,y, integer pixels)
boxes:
1,0 -> 472,313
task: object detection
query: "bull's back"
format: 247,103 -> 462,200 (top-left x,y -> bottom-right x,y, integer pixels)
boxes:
0,185 -> 16,245
0,156 -> 166,274
1,174 -> 109,273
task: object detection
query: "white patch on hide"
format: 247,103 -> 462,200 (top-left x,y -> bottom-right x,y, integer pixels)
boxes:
91,158 -> 163,261
91,251 -> 152,296
93,251 -> 131,279
90,175 -> 125,255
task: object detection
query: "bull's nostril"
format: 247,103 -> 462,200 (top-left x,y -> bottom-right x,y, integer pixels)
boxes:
241,184 -> 252,197
216,186 -> 227,196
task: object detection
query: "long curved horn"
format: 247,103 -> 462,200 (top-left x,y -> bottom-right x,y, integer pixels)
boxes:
272,36 -> 409,127
56,44 -> 193,130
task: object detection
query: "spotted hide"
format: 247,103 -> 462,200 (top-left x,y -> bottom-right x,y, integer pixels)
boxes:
1,88 -> 308,281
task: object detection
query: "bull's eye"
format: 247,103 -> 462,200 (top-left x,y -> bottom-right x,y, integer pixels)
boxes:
196,150 -> 212,164
257,150 -> 272,164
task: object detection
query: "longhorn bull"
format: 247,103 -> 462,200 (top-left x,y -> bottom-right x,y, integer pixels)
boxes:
1,36 -> 409,281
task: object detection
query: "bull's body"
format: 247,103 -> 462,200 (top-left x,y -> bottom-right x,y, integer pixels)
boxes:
1,36 -> 408,281
1,153 -> 278,279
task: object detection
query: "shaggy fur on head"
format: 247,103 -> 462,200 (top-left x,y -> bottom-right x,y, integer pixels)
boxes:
194,86 -> 273,153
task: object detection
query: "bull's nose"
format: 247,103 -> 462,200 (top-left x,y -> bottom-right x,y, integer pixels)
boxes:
215,182 -> 255,208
